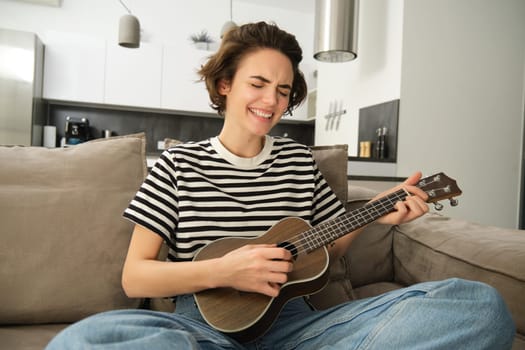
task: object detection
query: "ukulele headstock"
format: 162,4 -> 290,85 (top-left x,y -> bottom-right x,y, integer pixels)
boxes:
417,172 -> 462,210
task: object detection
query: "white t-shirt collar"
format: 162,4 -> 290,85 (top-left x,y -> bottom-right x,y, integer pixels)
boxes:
210,135 -> 274,169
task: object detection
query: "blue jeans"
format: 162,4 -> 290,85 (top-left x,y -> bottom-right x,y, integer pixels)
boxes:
46,278 -> 515,349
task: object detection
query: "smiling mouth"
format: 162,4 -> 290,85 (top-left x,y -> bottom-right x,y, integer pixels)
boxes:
249,108 -> 273,119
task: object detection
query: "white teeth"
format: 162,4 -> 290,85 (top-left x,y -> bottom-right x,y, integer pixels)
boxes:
250,108 -> 273,119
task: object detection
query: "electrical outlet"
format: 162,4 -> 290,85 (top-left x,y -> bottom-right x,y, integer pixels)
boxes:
157,140 -> 165,150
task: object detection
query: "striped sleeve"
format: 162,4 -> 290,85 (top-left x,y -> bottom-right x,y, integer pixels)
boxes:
123,150 -> 179,243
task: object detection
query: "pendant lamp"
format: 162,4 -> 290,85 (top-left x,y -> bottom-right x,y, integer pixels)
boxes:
314,0 -> 359,62
118,0 -> 140,48
220,0 -> 237,38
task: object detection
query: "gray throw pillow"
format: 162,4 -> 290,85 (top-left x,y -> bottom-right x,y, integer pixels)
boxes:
0,133 -> 146,324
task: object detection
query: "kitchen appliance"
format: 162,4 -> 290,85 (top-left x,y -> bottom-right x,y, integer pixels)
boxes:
0,28 -> 45,146
65,116 -> 90,145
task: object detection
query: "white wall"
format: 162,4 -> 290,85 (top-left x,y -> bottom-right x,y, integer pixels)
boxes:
399,0 -> 525,228
316,0 -> 525,228
315,0 -> 404,156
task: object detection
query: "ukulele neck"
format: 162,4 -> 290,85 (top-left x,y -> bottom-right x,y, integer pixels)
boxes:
301,189 -> 408,253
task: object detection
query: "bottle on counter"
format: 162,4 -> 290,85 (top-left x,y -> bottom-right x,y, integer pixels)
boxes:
380,127 -> 388,159
375,127 -> 388,159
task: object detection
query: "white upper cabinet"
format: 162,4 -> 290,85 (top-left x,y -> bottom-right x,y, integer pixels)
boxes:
104,43 -> 163,109
161,43 -> 214,114
39,3 -> 314,118
43,31 -> 105,103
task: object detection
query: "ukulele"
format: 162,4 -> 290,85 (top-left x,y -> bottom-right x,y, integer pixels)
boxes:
193,172 -> 462,342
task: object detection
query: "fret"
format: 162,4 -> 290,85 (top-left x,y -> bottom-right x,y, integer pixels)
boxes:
312,229 -> 323,248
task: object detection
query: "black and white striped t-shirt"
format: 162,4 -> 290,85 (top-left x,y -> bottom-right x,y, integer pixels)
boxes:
123,135 -> 346,262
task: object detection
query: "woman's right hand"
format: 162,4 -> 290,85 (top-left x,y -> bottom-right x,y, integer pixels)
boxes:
123,225 -> 294,298
217,244 -> 294,297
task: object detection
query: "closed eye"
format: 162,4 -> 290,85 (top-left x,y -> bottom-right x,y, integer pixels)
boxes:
249,76 -> 290,99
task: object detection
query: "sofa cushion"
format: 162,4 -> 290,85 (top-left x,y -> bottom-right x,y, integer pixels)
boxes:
393,213 -> 525,337
0,133 -> 147,324
310,144 -> 348,206
346,221 -> 395,288
0,324 -> 68,350
352,281 -> 403,300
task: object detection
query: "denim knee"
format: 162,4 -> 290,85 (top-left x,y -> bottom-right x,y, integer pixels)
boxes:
454,278 -> 515,348
481,282 -> 515,346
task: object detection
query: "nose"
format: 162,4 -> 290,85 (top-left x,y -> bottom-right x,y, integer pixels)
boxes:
262,88 -> 278,106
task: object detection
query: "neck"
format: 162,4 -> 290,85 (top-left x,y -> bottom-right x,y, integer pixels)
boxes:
218,130 -> 266,158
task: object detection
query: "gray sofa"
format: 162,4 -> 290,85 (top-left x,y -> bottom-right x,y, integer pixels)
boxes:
0,134 -> 523,349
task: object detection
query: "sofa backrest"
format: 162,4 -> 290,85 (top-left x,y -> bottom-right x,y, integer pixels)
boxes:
0,134 -> 147,325
310,144 -> 348,206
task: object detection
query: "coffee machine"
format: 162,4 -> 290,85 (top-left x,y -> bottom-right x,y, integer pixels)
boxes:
65,116 -> 90,145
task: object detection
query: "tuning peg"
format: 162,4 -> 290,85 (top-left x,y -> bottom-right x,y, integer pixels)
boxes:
434,202 -> 444,211
449,198 -> 459,207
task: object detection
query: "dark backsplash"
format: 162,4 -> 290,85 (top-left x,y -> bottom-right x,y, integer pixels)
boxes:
47,103 -> 314,154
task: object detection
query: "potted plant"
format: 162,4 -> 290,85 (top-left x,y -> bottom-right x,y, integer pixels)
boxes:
189,29 -> 214,50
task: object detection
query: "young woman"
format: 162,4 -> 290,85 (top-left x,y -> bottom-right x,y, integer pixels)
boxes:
47,22 -> 514,349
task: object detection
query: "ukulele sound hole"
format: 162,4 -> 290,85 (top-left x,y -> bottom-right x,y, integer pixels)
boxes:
277,241 -> 298,260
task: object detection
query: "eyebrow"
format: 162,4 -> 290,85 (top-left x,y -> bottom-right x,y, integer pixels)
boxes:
250,75 -> 292,90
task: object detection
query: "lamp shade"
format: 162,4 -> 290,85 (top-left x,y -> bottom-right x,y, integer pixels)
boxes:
314,0 -> 359,62
119,14 -> 140,48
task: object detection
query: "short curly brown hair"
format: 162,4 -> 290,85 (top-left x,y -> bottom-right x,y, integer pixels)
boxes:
198,21 -> 308,117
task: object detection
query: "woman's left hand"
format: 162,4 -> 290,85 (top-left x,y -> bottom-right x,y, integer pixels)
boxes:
375,171 -> 429,226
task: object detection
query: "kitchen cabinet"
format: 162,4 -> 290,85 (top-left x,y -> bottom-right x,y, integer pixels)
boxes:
161,43 -> 213,113
104,43 -> 163,109
42,34 -> 314,121
43,31 -> 105,103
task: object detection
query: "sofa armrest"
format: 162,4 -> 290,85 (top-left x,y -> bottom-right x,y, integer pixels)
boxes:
392,213 -> 525,337
346,185 -> 379,208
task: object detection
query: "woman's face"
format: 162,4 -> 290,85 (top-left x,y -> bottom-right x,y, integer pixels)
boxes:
219,48 -> 293,138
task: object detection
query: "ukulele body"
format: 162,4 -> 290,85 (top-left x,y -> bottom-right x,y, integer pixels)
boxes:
193,216 -> 330,342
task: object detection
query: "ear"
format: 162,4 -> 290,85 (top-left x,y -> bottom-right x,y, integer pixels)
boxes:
217,78 -> 231,95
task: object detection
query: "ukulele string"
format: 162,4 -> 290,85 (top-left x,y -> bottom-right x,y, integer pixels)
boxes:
277,190 -> 406,257
278,208 -> 380,257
